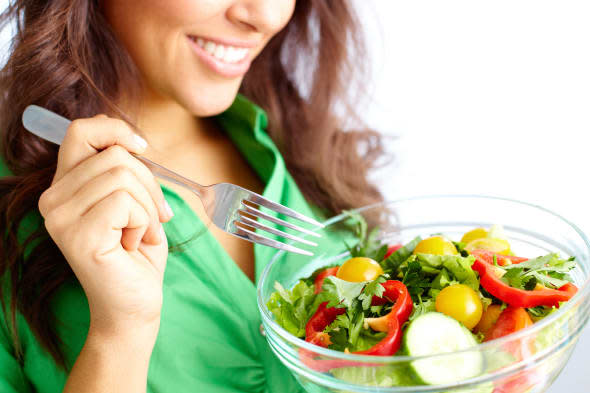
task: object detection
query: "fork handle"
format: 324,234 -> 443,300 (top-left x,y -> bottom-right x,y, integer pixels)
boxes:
22,105 -> 71,145
22,105 -> 203,197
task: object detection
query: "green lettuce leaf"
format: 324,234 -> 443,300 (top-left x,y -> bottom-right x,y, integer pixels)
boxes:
321,276 -> 367,309
330,364 -> 417,387
381,236 -> 422,274
413,253 -> 479,290
266,281 -> 317,338
409,297 -> 436,321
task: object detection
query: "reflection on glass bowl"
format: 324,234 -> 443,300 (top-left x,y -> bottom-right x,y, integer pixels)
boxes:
257,196 -> 590,393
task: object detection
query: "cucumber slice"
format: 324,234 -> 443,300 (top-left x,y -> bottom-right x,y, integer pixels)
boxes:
404,312 -> 483,385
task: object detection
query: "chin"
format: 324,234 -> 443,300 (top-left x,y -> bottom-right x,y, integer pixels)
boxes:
178,81 -> 242,117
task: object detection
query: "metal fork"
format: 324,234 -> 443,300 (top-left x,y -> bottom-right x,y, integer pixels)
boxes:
22,105 -> 323,256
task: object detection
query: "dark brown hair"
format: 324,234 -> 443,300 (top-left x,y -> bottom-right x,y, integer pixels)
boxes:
0,0 -> 384,369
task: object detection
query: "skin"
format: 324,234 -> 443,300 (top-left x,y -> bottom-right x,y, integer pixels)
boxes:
37,1 -> 296,392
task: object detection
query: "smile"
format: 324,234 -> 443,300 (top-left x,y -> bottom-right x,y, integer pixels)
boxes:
187,35 -> 253,78
188,36 -> 250,64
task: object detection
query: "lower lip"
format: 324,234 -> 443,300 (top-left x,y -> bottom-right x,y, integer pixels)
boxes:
187,36 -> 252,78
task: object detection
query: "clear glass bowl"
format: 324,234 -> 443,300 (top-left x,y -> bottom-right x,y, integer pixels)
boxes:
257,196 -> 590,393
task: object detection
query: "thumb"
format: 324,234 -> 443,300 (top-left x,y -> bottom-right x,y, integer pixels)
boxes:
138,224 -> 169,276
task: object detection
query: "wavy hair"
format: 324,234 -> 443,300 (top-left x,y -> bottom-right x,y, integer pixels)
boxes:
0,0 -> 384,369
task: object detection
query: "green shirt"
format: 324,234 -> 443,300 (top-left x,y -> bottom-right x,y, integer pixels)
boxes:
0,96 -> 310,393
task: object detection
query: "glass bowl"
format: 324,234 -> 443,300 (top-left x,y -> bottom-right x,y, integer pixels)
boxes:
257,196 -> 590,393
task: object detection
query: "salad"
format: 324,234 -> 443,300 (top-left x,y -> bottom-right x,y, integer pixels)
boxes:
267,214 -> 578,388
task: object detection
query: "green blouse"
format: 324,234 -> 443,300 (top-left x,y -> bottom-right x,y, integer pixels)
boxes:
0,96 -> 311,393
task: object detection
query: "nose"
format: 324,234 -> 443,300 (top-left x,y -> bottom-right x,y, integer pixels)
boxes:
227,0 -> 294,34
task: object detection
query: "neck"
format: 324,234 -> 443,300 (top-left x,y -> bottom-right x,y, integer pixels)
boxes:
129,88 -> 212,154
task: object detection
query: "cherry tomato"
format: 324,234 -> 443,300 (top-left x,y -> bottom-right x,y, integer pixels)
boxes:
474,304 -> 503,338
486,306 -> 533,341
465,238 -> 511,255
435,284 -> 483,329
461,228 -> 488,245
413,236 -> 458,256
336,257 -> 384,282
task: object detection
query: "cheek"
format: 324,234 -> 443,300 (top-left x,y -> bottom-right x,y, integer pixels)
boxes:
104,0 -> 236,113
104,0 -> 222,68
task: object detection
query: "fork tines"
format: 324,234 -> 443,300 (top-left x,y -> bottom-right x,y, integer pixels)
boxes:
232,196 -> 324,256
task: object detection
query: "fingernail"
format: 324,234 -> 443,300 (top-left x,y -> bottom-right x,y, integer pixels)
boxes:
160,224 -> 166,241
163,200 -> 174,218
133,134 -> 148,149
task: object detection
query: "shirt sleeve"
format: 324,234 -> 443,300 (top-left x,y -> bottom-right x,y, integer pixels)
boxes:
0,308 -> 33,393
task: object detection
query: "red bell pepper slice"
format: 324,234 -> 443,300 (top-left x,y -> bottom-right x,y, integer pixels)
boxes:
470,249 -> 528,266
353,280 -> 413,356
313,267 -> 339,294
305,302 -> 346,346
471,251 -> 578,308
301,280 -> 413,371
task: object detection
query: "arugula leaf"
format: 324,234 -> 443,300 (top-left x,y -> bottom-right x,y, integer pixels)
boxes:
267,281 -> 317,337
381,236 -> 422,274
358,276 -> 386,310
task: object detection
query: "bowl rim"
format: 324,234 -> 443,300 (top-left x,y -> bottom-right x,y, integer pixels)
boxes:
257,194 -> 590,364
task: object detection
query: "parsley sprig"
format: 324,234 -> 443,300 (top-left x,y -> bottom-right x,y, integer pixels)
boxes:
501,253 -> 575,290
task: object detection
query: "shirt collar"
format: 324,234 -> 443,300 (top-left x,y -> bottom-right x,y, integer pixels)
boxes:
215,94 -> 286,205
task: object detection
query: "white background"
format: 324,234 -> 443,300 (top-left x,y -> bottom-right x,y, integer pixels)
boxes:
1,1 -> 589,391
357,2 -> 590,392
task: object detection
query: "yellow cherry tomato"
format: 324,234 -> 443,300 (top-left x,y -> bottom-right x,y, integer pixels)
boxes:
465,238 -> 511,255
413,236 -> 458,256
336,257 -> 384,282
461,228 -> 488,244
435,284 -> 483,329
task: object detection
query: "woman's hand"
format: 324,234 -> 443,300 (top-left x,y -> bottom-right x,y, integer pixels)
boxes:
38,115 -> 173,341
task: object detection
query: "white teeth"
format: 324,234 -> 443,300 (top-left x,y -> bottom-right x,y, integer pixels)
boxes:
224,47 -> 236,63
190,36 -> 249,64
213,45 -> 225,60
204,41 -> 215,55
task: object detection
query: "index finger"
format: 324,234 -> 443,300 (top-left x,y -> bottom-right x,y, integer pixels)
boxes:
54,115 -> 148,183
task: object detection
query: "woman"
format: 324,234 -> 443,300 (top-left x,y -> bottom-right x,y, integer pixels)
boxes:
0,0 -> 383,392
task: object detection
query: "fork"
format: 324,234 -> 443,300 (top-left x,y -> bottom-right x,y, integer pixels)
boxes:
22,105 -> 323,256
